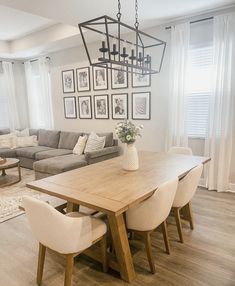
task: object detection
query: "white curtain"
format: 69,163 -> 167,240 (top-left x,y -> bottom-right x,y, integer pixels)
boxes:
1,62 -> 20,130
24,58 -> 54,129
166,23 -> 190,150
204,13 -> 235,192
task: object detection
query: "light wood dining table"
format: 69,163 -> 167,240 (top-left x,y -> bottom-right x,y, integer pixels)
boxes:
27,151 -> 210,283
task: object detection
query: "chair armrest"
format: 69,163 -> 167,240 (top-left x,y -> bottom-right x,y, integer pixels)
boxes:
85,146 -> 121,164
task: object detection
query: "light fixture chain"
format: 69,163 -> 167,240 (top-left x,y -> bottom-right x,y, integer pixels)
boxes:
134,0 -> 139,29
116,0 -> 122,21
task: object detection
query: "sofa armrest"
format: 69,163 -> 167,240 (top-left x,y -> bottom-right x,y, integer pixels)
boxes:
85,146 -> 121,164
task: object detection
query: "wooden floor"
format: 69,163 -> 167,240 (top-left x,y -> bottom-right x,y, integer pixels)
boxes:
0,188 -> 234,286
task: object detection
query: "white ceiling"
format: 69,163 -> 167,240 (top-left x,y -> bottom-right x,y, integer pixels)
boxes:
0,5 -> 55,41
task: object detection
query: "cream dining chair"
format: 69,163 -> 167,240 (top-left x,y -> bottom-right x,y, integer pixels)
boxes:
126,177 -> 178,274
23,196 -> 108,286
168,146 -> 193,155
172,164 -> 203,243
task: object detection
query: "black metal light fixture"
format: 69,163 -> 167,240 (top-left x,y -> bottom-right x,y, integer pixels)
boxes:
78,0 -> 166,75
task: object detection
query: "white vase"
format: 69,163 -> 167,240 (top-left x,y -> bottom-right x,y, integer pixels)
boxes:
122,143 -> 139,171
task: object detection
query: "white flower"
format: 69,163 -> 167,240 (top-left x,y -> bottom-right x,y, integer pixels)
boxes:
126,135 -> 132,141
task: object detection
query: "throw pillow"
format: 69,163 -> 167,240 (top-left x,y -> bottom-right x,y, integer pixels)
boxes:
0,133 -> 17,149
73,135 -> 88,155
16,135 -> 38,148
14,128 -> 29,137
84,132 -> 106,153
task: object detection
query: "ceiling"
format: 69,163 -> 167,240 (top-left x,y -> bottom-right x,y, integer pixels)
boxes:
0,5 -> 54,41
0,0 -> 234,59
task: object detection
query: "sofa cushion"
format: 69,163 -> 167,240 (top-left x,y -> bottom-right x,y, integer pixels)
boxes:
16,146 -> 53,159
97,132 -> 113,147
35,149 -> 72,160
29,129 -> 39,139
0,148 -> 16,158
38,129 -> 60,148
58,131 -> 83,150
0,129 -> 10,135
33,154 -> 87,175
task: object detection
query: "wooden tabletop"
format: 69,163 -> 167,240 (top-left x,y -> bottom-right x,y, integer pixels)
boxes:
27,152 -> 210,216
0,158 -> 20,170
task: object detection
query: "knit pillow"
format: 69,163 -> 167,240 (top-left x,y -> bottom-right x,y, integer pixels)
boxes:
73,135 -> 88,155
84,132 -> 106,153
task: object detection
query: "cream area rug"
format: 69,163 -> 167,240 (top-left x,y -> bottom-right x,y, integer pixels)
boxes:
0,168 -> 45,223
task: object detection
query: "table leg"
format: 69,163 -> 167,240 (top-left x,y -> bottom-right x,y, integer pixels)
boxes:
108,213 -> 136,283
18,163 -> 21,182
2,169 -> 6,176
66,202 -> 79,213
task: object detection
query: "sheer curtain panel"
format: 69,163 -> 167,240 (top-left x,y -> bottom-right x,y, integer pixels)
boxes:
205,13 -> 235,192
166,23 -> 190,149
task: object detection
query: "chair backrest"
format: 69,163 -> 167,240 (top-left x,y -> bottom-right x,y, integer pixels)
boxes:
126,177 -> 178,231
168,146 -> 193,155
23,196 -> 92,254
173,164 -> 203,208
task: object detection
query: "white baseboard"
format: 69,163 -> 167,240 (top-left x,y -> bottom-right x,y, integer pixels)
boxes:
229,183 -> 235,193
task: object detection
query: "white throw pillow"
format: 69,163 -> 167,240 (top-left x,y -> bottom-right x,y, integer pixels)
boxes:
16,135 -> 38,148
84,132 -> 106,153
0,133 -> 17,149
73,135 -> 88,155
14,128 -> 29,137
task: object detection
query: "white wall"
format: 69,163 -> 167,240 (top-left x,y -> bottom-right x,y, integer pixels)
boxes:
49,25 -> 171,152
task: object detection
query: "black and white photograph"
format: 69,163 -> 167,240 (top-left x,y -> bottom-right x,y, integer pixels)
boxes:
78,96 -> 92,119
132,69 -> 151,88
93,66 -> 108,90
76,67 -> 91,92
111,64 -> 128,89
132,92 -> 151,120
111,93 -> 128,119
62,69 -> 75,93
63,97 -> 77,119
94,94 -> 109,119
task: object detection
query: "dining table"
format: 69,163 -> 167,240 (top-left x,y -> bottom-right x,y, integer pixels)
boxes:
27,151 -> 210,283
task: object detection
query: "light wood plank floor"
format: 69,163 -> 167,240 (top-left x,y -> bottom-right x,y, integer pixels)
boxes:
0,188 -> 234,286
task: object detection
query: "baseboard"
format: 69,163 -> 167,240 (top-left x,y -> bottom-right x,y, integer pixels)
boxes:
229,183 -> 235,193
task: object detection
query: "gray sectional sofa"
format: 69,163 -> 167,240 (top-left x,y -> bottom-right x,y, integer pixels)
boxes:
0,129 -> 121,179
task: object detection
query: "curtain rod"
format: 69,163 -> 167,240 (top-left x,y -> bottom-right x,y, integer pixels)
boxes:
22,56 -> 50,64
165,16 -> 213,30
0,61 -> 14,64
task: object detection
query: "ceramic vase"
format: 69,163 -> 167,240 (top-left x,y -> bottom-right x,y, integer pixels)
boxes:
122,143 -> 139,171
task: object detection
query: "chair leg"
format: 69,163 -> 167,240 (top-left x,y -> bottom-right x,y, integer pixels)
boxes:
143,232 -> 156,274
64,254 -> 74,286
161,221 -> 170,254
174,208 -> 184,243
186,202 -> 194,230
100,235 -> 108,273
36,243 -> 46,285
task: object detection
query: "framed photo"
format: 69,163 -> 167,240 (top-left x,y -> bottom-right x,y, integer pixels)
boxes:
132,69 -> 151,88
132,92 -> 151,120
78,96 -> 92,119
76,67 -> 91,92
93,66 -> 108,90
94,94 -> 109,119
62,69 -> 75,93
63,97 -> 77,119
111,64 -> 128,89
111,93 -> 128,120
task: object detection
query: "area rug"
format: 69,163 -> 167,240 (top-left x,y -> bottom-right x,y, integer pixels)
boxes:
0,168 -> 45,223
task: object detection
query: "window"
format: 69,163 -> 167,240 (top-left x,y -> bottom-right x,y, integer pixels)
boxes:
0,73 -> 9,129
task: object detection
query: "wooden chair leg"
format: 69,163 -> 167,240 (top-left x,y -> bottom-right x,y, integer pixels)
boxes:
161,221 -> 170,254
187,202 -> 194,230
36,243 -> 46,285
64,254 -> 74,286
143,232 -> 156,274
100,235 -> 108,273
174,208 -> 184,243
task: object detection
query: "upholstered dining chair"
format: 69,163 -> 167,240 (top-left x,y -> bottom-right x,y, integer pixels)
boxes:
126,177 -> 178,274
23,196 -> 108,286
172,164 -> 203,243
168,146 -> 193,155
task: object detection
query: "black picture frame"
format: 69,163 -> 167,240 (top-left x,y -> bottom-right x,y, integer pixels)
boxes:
111,93 -> 128,120
76,67 -> 91,92
111,64 -> 128,90
78,95 -> 92,119
63,96 -> 77,119
62,69 -> 75,93
132,92 -> 151,120
94,94 -> 109,119
93,65 -> 108,91
132,69 -> 151,88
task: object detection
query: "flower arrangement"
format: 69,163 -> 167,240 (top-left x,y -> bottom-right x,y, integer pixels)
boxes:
115,120 -> 143,144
